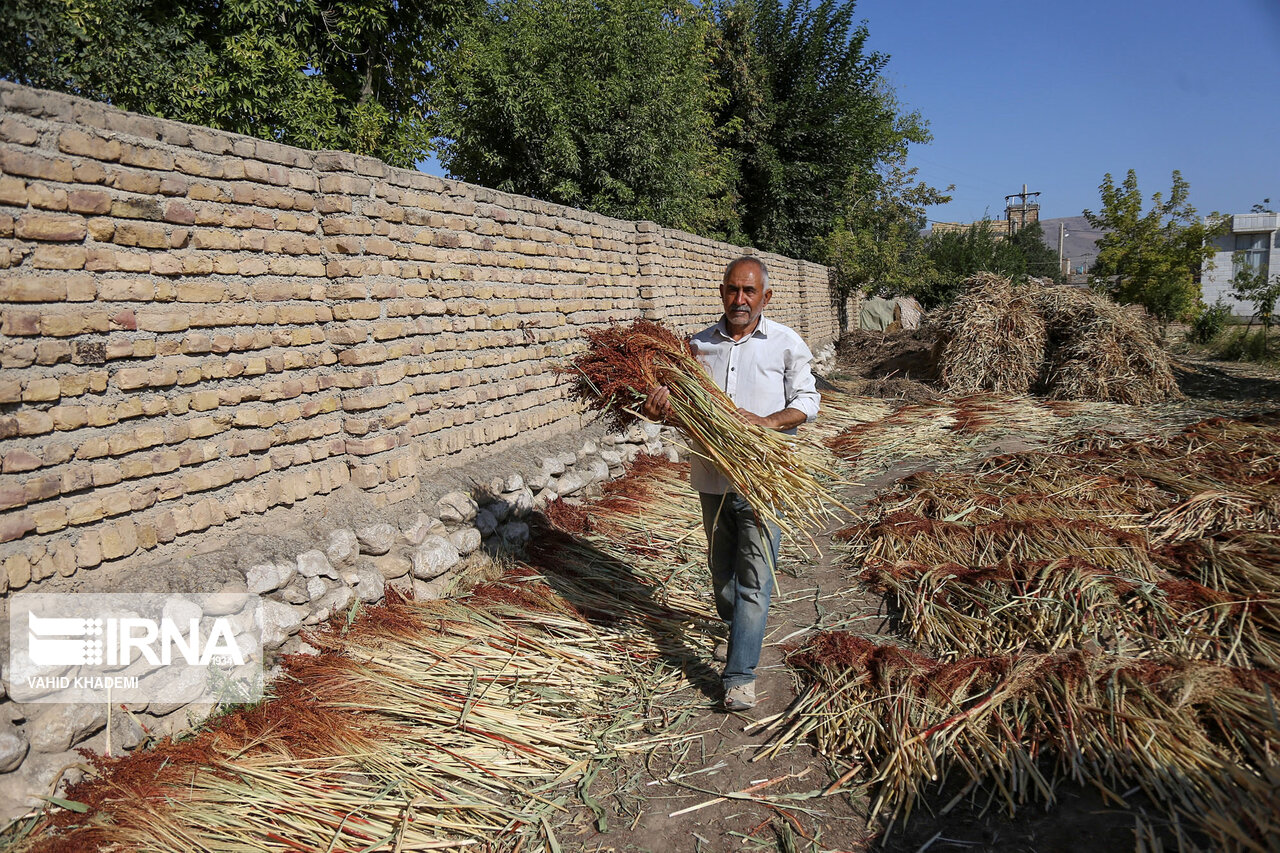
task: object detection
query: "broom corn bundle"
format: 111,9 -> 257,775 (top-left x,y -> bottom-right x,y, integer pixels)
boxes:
568,319 -> 845,543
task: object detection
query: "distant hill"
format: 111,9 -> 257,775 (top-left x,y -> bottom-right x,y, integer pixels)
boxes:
1035,216 -> 1106,276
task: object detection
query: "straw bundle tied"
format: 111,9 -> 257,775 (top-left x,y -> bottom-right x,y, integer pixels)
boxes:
567,319 -> 846,545
933,273 -> 1181,404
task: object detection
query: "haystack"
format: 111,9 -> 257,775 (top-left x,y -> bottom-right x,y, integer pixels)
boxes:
1032,285 -> 1181,404
934,273 -> 1181,404
933,272 -> 1046,395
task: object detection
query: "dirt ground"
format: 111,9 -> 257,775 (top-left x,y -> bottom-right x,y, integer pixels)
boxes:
556,330 -> 1280,853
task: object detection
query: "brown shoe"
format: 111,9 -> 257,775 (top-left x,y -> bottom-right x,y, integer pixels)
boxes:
723,682 -> 755,711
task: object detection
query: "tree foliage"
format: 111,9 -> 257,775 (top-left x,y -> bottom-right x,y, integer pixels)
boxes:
901,220 -> 1063,309
713,0 -> 915,260
432,0 -> 731,234
1083,170 -> 1225,328
818,103 -> 950,299
0,0 -> 476,167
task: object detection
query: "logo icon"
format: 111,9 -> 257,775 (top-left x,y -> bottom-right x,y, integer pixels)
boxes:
8,594 -> 264,704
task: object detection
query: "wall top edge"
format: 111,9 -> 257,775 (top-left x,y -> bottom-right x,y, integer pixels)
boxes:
0,80 -> 821,281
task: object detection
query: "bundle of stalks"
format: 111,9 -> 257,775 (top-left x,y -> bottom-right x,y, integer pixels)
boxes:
800,389 -> 893,443
934,273 -> 1047,395
567,319 -> 845,543
1032,285 -> 1181,404
843,512 -> 1161,580
761,634 -> 1280,850
861,557 -> 1274,667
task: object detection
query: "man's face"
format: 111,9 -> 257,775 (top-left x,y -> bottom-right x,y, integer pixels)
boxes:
721,263 -> 771,337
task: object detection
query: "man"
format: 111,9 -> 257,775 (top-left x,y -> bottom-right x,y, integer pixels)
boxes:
642,256 -> 820,711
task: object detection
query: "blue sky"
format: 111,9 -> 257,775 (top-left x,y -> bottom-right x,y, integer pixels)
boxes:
420,0 -> 1280,225
856,0 -> 1280,224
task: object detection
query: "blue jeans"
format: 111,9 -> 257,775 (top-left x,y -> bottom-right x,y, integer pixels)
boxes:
699,492 -> 779,689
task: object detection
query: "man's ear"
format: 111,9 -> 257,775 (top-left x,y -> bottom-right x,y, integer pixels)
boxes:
762,288 -> 772,308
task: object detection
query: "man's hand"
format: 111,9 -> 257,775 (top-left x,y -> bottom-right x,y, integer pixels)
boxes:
641,386 -> 672,423
735,406 -> 807,432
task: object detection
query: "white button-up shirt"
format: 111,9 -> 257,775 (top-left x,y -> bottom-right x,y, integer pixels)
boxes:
687,315 -> 820,495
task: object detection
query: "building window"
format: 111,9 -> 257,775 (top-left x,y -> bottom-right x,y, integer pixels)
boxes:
1234,232 -> 1270,279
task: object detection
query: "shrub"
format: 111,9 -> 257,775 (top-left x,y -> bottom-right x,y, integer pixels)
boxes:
1188,300 -> 1232,344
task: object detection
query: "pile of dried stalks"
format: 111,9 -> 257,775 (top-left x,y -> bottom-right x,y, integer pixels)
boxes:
770,412 -> 1280,849
17,459 -> 721,853
933,273 -> 1046,395
567,319 -> 845,545
1033,286 -> 1181,404
933,273 -> 1181,403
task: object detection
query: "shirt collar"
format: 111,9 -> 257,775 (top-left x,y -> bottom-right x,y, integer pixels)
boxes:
713,314 -> 770,341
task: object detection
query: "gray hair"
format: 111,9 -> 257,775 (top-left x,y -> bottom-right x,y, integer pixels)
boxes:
724,256 -> 770,292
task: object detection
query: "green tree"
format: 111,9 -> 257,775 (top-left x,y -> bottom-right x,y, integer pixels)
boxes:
912,220 -> 1060,308
818,103 -> 951,300
1083,170 -> 1225,330
432,0 -> 731,234
713,0 -> 910,260
0,0 -> 476,167
1230,255 -> 1280,345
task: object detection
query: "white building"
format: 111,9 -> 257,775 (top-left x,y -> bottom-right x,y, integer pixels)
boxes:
1202,212 -> 1280,317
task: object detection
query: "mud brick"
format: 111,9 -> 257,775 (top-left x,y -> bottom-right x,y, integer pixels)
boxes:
15,410 -> 53,436
73,160 -> 107,184
111,171 -> 162,195
113,221 -> 167,248
66,495 -> 105,525
136,311 -> 189,332
135,522 -> 158,550
32,504 -> 68,534
49,406 -> 87,430
176,282 -> 226,302
15,213 -> 86,242
153,511 -> 176,543
74,436 -> 109,460
28,183 -> 68,211
3,448 -> 42,473
6,553 -> 31,588
33,339 -> 69,366
0,379 -> 18,403
129,486 -> 157,511
58,128 -> 120,160
99,520 -> 138,560
1,149 -> 73,182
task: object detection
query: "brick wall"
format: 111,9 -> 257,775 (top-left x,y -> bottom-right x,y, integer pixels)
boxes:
0,81 -> 842,587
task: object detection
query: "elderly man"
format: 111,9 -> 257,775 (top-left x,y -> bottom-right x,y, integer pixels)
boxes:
643,256 -> 820,711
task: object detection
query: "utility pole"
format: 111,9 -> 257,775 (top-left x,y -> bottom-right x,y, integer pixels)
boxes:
1004,184 -> 1041,234
1058,222 -> 1066,278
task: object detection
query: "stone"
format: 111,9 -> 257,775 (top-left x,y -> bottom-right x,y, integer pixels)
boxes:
402,512 -> 445,546
534,488 -> 557,508
664,447 -> 681,463
372,554 -> 411,579
355,523 -> 396,555
621,444 -> 640,463
325,529 -> 359,567
580,458 -> 610,485
600,449 -> 623,466
28,703 -> 107,753
554,471 -> 585,496
246,562 -> 293,594
308,585 -> 355,624
306,576 -> 330,601
499,520 -> 530,549
448,526 -> 482,556
279,576 -> 309,605
436,491 -> 477,525
108,709 -> 145,754
527,472 -> 550,491
473,508 -> 498,537
642,421 -> 662,440
261,599 -> 304,649
412,574 -> 454,601
556,451 -> 576,467
503,473 -> 524,493
510,487 -> 535,516
410,535 -> 460,580
0,724 -> 29,772
353,565 -> 385,603
297,549 -> 339,579
578,439 -> 599,459
540,456 -> 565,477
486,497 -> 512,523
624,424 -> 646,443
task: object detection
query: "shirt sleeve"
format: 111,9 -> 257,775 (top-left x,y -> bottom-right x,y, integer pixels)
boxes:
784,337 -> 821,423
